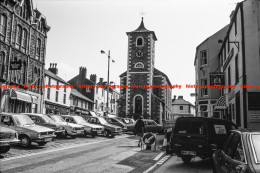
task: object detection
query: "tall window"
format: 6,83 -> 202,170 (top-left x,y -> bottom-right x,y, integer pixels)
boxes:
56,81 -> 59,90
136,37 -> 144,47
16,25 -> 22,48
200,50 -> 207,66
235,55 -> 239,84
47,88 -> 50,99
180,106 -> 183,110
134,96 -> 142,114
55,91 -> 59,102
36,38 -> 41,59
20,61 -> 26,84
21,29 -> 27,52
0,14 -> 7,40
0,52 -> 5,78
228,66 -> 231,92
63,94 -> 66,104
201,79 -> 208,96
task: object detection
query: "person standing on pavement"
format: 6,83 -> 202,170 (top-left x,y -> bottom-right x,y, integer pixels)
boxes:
134,116 -> 147,147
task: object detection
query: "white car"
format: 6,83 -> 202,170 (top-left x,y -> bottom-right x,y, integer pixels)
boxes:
61,115 -> 104,137
47,115 -> 85,138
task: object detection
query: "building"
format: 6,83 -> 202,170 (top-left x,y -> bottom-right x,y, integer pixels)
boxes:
0,0 -> 50,113
194,25 -> 229,118
172,95 -> 195,115
43,64 -> 70,115
217,0 -> 260,129
70,88 -> 94,115
94,78 -> 120,116
118,18 -> 172,124
68,67 -> 96,114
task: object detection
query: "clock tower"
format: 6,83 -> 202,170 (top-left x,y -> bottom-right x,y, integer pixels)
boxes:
124,17 -> 157,118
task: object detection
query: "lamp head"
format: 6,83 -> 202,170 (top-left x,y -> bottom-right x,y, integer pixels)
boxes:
100,50 -> 105,54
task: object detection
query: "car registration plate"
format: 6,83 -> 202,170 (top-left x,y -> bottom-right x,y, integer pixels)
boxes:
181,150 -> 196,156
44,138 -> 52,142
0,142 -> 10,146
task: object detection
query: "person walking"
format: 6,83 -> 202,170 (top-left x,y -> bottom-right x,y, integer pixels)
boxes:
134,116 -> 146,147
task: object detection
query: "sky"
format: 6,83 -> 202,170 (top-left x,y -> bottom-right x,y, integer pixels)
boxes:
34,0 -> 242,104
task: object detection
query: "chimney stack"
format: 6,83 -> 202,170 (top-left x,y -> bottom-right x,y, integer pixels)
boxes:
99,78 -> 103,84
178,96 -> 183,99
79,67 -> 87,79
48,63 -> 58,75
90,74 -> 97,84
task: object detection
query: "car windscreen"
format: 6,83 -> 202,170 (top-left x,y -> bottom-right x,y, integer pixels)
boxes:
52,115 -> 65,123
251,134 -> 260,163
74,116 -> 87,124
98,117 -> 108,124
41,115 -> 54,123
13,115 -> 35,126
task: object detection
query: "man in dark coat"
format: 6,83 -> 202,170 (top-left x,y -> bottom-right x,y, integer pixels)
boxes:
134,116 -> 146,146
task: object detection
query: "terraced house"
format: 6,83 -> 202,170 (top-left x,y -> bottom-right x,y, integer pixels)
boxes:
0,0 -> 50,113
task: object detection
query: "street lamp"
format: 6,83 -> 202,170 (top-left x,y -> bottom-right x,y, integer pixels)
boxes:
100,50 -> 115,116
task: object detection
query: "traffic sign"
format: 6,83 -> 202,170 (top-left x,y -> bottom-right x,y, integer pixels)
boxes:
142,133 -> 156,145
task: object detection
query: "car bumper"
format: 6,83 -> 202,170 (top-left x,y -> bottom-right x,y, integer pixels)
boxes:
32,135 -> 56,143
68,130 -> 84,136
0,139 -> 20,146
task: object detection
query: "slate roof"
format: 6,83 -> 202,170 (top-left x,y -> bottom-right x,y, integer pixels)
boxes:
172,98 -> 195,106
71,89 -> 93,103
44,69 -> 68,85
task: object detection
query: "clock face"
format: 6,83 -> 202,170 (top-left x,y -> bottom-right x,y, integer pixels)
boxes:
136,50 -> 144,58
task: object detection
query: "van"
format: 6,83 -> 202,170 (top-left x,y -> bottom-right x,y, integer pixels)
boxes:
166,117 -> 237,163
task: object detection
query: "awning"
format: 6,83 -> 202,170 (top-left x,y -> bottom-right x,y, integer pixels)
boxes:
214,95 -> 227,110
11,90 -> 31,103
31,96 -> 38,104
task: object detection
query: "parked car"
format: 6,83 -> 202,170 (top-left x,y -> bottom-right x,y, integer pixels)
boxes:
60,115 -> 103,137
167,117 -> 237,163
116,117 -> 135,125
104,117 -> 128,132
127,119 -> 164,134
47,115 -> 84,138
23,113 -> 65,137
213,129 -> 260,173
85,116 -> 122,137
0,126 -> 20,154
0,113 -> 55,147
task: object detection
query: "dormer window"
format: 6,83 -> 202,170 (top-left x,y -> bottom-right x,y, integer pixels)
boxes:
136,37 -> 144,47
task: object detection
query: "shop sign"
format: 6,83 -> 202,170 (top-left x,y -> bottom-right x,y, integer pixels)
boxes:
10,60 -> 22,70
210,73 -> 225,85
250,114 -> 260,120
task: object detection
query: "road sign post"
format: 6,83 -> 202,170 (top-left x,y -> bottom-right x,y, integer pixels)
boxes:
142,133 -> 156,151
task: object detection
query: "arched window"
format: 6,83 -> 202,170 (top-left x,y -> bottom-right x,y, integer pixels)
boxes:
134,95 -> 143,114
36,38 -> 41,59
134,62 -> 144,68
0,14 -> 7,39
22,29 -> 27,52
16,25 -> 22,48
136,37 -> 144,47
0,52 -> 5,78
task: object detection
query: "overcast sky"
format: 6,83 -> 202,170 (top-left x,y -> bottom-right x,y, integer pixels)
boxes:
34,0 -> 241,104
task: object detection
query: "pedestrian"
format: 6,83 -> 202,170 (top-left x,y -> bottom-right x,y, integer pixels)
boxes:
134,116 -> 147,147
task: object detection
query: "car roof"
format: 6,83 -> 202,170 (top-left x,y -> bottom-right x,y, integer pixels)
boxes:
22,113 -> 45,117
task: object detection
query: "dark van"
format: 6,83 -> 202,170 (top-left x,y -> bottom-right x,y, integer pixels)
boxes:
166,117 -> 237,163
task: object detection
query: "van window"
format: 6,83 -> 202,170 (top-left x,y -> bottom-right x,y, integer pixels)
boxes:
174,120 -> 189,134
190,121 -> 205,135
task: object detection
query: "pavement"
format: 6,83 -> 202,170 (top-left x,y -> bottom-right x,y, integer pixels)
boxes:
0,134 -> 166,173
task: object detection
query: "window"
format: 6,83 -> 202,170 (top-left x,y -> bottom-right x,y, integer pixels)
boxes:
200,50 -> 207,66
47,88 -> 50,99
20,61 -> 26,84
36,38 -> 41,59
0,52 -> 5,78
180,106 -> 183,110
95,100 -> 98,109
55,91 -> 58,102
251,134 -> 260,163
16,25 -> 22,48
235,55 -> 239,84
134,62 -> 144,68
0,14 -> 7,40
228,66 -> 231,92
21,29 -> 27,52
64,87 -> 66,93
136,37 -> 144,47
201,79 -> 208,96
63,94 -> 66,104
56,81 -> 59,90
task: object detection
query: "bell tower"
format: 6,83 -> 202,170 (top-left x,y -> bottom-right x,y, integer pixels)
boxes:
125,18 -> 157,118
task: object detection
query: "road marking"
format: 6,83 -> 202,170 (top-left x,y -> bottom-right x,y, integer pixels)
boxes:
153,152 -> 164,161
143,155 -> 172,173
0,135 -> 129,163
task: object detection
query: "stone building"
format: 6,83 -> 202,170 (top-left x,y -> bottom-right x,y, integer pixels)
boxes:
0,0 -> 50,113
118,18 -> 172,124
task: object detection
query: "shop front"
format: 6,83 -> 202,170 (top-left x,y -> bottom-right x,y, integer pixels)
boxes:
45,101 -> 70,115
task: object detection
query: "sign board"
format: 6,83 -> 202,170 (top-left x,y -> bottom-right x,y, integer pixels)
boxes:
210,73 -> 225,85
142,133 -> 156,145
10,60 -> 22,70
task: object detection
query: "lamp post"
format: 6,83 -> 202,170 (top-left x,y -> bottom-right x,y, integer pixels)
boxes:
101,50 -> 114,116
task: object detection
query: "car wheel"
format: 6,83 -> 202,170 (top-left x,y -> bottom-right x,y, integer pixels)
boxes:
181,156 -> 192,163
0,146 -> 11,154
20,135 -> 31,147
38,142 -> 47,146
103,130 -> 110,137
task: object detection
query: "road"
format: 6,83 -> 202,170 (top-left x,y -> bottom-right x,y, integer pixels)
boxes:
0,134 -> 163,173
153,155 -> 212,173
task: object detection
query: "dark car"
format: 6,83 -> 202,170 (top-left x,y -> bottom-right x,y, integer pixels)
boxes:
23,113 -> 65,137
0,126 -> 20,154
167,117 -> 237,163
104,117 -> 128,132
127,119 -> 164,134
213,129 -> 260,173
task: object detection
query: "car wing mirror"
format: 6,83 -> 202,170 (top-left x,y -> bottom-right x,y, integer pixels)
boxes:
210,144 -> 218,151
